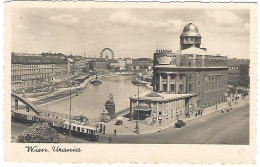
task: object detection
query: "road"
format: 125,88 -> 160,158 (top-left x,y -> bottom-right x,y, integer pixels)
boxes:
11,99 -> 249,144
97,100 -> 249,144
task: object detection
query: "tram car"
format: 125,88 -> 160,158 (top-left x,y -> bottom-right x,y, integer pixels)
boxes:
11,109 -> 36,124
57,121 -> 98,141
34,115 -> 99,141
11,110 -> 98,141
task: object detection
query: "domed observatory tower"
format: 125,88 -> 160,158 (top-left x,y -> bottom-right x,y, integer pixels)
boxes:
180,23 -> 202,50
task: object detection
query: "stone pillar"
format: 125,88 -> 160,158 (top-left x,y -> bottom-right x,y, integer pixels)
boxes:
130,99 -> 133,117
154,73 -> 157,91
159,73 -> 162,92
156,102 -> 159,122
183,74 -> 186,93
162,102 -> 165,120
176,74 -> 179,94
193,54 -> 196,67
167,73 -> 170,93
15,99 -> 18,110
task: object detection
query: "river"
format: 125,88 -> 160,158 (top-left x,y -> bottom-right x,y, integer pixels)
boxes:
37,75 -> 152,118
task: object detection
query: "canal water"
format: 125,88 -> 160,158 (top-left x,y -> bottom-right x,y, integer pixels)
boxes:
38,75 -> 152,118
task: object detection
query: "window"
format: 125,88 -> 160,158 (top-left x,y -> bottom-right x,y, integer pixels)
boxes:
73,126 -> 76,131
189,76 -> 192,81
163,84 -> 167,91
190,38 -> 193,41
189,84 -> 192,91
188,61 -> 192,67
171,84 -> 175,92
77,127 -> 80,131
179,84 -> 183,91
81,128 -> 85,132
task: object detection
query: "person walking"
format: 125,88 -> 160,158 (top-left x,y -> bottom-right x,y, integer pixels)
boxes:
114,129 -> 117,136
222,108 -> 225,113
108,135 -> 112,143
103,125 -> 106,134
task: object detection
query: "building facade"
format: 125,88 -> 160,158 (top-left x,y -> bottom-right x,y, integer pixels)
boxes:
11,56 -> 55,87
130,23 -> 228,123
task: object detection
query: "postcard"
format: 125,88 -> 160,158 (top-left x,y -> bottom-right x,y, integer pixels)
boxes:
3,1 -> 257,163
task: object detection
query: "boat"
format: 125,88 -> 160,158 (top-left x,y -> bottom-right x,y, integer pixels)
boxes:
132,77 -> 150,85
90,75 -> 102,85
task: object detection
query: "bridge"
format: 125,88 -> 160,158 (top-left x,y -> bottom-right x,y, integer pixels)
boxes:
11,92 -> 41,115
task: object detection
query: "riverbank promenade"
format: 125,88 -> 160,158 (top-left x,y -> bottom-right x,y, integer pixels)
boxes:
101,96 -> 249,136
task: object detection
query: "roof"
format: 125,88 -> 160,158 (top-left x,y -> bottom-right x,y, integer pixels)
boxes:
133,105 -> 152,111
63,121 -> 96,130
67,58 -> 75,62
180,23 -> 201,37
176,47 -> 219,56
131,91 -> 197,102
228,58 -> 250,66
145,92 -> 162,97
92,58 -> 107,62
12,56 -> 54,65
108,59 -> 119,63
45,57 -> 67,64
11,56 -> 67,65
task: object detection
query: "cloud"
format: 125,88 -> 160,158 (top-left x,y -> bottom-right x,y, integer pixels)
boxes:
15,24 -> 28,31
203,10 -> 249,37
37,31 -> 52,36
49,14 -> 79,27
108,11 -> 184,33
205,10 -> 243,26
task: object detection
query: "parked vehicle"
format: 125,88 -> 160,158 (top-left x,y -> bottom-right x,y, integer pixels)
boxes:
115,117 -> 123,125
175,120 -> 186,128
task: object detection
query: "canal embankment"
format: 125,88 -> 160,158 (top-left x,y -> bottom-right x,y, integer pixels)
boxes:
26,72 -> 135,106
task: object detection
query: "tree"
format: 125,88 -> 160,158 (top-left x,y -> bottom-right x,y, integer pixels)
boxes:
82,67 -> 88,73
17,122 -> 60,143
106,63 -> 113,70
115,66 -> 120,72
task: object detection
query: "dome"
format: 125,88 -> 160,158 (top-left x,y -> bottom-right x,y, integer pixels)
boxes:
180,23 -> 201,37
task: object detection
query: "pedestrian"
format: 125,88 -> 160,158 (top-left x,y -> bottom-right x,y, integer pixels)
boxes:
103,125 -> 106,134
108,135 -> 112,143
222,108 -> 224,113
215,105 -> 218,111
114,129 -> 117,136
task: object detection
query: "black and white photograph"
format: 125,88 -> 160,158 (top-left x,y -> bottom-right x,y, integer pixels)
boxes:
3,1 -> 257,164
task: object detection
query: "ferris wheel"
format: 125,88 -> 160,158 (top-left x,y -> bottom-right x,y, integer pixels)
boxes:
100,48 -> 114,59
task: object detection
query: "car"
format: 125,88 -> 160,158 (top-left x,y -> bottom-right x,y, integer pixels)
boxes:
115,119 -> 123,125
175,120 -> 186,128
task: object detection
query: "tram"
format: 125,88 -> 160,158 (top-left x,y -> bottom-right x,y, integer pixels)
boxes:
11,110 -> 98,141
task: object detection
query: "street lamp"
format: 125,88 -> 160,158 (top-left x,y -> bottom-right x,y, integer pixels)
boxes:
69,81 -> 72,143
135,83 -> 140,134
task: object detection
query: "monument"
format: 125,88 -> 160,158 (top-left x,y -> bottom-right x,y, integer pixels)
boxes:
105,93 -> 115,116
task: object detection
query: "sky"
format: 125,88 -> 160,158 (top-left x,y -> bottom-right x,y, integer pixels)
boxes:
11,8 -> 250,59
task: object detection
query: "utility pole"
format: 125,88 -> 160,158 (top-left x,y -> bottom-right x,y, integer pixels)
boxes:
136,83 -> 140,134
69,84 -> 72,143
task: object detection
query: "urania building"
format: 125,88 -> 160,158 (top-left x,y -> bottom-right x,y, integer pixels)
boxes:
130,23 -> 229,123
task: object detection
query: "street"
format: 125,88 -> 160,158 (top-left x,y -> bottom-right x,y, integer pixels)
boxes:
11,99 -> 249,144
97,100 -> 249,144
